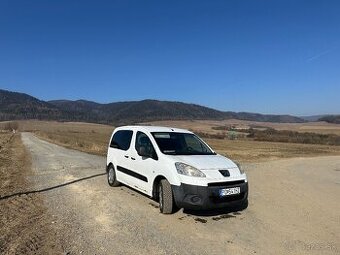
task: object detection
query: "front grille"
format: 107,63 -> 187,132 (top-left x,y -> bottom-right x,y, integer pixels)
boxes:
208,180 -> 245,187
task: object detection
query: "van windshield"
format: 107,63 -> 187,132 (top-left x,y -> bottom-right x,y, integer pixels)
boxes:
151,132 -> 215,155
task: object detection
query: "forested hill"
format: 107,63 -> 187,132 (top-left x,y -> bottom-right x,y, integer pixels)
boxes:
0,89 -> 305,124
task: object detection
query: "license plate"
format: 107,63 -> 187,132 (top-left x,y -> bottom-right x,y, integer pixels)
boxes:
219,187 -> 241,197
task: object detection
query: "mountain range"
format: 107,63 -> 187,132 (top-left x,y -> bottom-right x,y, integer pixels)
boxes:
0,89 -> 309,124
319,115 -> 340,124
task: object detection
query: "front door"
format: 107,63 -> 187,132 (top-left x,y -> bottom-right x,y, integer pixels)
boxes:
128,131 -> 158,194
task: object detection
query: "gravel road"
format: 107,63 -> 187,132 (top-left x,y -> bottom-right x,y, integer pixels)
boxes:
21,132 -> 340,255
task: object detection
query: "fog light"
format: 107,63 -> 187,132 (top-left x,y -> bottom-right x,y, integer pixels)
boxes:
191,196 -> 201,203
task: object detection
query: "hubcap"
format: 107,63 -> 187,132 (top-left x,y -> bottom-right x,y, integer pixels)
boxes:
108,168 -> 114,183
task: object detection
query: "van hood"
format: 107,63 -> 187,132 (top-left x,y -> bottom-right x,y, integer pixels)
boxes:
168,154 -> 238,170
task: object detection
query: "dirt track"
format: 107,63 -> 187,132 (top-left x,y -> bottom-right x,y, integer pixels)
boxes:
0,133 -> 62,254
16,133 -> 340,254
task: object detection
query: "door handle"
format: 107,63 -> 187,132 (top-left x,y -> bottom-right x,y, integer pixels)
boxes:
124,155 -> 129,158
131,157 -> 136,160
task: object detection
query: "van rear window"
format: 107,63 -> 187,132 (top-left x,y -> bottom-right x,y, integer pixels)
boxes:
110,130 -> 133,150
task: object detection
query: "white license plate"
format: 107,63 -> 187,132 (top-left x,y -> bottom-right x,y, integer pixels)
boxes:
219,187 -> 241,197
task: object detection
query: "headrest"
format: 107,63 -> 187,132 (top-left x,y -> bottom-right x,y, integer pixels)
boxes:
140,136 -> 150,145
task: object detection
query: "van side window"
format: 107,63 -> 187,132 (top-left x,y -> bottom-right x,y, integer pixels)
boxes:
110,130 -> 133,150
135,131 -> 158,160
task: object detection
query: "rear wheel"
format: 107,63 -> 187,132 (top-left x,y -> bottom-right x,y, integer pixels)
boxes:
159,179 -> 174,214
107,165 -> 120,187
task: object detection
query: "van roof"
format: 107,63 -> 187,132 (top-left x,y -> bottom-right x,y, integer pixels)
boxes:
114,125 -> 193,134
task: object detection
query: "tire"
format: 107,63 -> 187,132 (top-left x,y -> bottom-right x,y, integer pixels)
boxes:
107,165 -> 120,187
159,179 -> 174,214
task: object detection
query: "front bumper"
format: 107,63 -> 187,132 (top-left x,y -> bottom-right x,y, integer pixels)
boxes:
172,180 -> 248,210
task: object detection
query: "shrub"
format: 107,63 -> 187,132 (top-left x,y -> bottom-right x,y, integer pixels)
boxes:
2,121 -> 19,131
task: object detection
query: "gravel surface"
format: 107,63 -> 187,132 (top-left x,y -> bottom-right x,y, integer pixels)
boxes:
0,133 -> 62,255
21,132 -> 340,255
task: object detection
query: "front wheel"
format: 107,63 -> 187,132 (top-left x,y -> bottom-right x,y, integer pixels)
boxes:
107,165 -> 120,187
159,179 -> 174,214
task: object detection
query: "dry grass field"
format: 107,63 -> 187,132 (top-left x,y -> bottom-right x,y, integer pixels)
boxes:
6,120 -> 340,163
18,120 -> 114,156
206,138 -> 340,162
144,119 -> 340,135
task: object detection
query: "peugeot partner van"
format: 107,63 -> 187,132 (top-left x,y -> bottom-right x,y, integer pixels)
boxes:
106,126 -> 248,214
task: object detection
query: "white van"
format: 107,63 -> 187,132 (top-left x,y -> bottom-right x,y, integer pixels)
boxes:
106,126 -> 248,214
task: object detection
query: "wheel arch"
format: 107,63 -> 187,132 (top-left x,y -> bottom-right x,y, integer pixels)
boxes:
106,162 -> 114,172
152,175 -> 167,199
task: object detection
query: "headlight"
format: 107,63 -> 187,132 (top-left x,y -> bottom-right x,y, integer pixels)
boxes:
175,162 -> 206,177
235,162 -> 245,174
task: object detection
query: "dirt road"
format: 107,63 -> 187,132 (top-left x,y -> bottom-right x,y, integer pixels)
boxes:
19,133 -> 339,255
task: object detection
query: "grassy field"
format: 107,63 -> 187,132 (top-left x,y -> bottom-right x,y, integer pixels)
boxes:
18,120 -> 114,156
143,119 -> 340,135
206,138 -> 340,162
7,120 -> 340,163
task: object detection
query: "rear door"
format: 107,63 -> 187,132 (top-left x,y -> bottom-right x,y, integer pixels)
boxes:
109,130 -> 133,185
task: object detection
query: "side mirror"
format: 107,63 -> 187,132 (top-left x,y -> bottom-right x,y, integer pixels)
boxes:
138,146 -> 158,160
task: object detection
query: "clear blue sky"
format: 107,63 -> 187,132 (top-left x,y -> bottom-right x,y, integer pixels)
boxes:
0,0 -> 339,115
